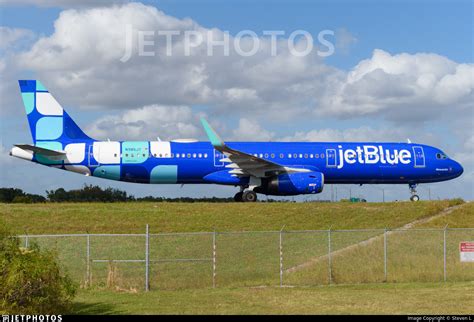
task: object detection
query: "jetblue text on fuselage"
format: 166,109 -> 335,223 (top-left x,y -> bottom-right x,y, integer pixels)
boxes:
336,145 -> 411,169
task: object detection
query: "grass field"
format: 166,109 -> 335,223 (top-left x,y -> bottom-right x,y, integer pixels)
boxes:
1,199 -> 467,234
71,282 -> 474,315
1,200 -> 473,314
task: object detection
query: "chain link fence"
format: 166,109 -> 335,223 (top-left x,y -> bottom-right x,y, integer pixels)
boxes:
18,226 -> 474,291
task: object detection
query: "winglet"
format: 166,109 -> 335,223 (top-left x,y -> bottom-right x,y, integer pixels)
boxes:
200,117 -> 225,147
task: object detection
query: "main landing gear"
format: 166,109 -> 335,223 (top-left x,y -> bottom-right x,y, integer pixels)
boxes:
234,188 -> 257,202
409,183 -> 420,202
234,191 -> 243,202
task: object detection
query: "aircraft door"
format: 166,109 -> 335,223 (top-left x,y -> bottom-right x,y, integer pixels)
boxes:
326,149 -> 337,168
214,149 -> 224,167
412,146 -> 425,168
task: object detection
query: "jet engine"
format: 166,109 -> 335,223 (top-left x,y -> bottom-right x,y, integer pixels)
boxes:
255,171 -> 324,196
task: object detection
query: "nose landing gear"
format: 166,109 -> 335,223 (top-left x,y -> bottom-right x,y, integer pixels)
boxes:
409,183 -> 420,202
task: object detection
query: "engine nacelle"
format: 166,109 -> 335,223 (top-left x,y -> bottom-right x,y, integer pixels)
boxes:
256,171 -> 324,196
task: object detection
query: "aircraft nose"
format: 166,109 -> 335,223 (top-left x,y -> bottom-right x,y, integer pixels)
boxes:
452,160 -> 464,177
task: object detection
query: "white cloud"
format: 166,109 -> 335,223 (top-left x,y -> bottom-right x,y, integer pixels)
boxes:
0,142 -> 13,165
318,49 -> 474,120
86,104 -> 201,141
231,118 -> 275,141
0,27 -> 35,51
464,134 -> 474,151
334,28 -> 357,54
281,126 -> 406,142
13,3 -> 473,125
0,27 -> 36,120
14,2 -> 333,119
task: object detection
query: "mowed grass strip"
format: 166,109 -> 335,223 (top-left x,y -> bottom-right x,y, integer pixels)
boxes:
0,200 -> 464,234
414,201 -> 474,228
71,282 -> 474,315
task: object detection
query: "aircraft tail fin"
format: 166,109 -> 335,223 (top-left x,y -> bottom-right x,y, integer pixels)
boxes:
18,80 -> 92,144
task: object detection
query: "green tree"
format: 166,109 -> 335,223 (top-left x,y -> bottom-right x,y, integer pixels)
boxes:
0,223 -> 77,314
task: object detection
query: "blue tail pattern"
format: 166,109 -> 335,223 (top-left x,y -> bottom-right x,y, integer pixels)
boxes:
18,80 -> 91,144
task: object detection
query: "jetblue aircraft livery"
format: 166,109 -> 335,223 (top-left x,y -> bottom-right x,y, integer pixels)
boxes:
10,80 -> 464,202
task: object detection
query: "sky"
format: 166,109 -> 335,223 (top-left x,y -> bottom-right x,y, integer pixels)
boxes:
0,0 -> 472,202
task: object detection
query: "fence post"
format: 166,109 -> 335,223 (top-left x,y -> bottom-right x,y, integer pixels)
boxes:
25,232 -> 29,248
145,224 -> 150,292
328,228 -> 332,285
443,225 -> 448,282
279,227 -> 284,287
212,231 -> 216,288
86,233 -> 91,287
384,228 -> 387,282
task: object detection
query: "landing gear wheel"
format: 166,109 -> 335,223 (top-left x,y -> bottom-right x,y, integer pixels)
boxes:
242,190 -> 257,202
234,192 -> 243,202
408,183 -> 419,202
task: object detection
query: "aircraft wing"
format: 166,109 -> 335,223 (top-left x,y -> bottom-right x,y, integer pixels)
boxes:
200,118 -> 310,178
14,144 -> 67,157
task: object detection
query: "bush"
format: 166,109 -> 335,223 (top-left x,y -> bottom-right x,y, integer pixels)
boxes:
0,224 -> 77,314
448,198 -> 465,207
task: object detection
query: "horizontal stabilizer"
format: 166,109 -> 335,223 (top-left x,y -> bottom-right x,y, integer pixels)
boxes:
15,144 -> 66,156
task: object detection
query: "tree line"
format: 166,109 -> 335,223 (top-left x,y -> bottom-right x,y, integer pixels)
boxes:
0,185 -> 277,203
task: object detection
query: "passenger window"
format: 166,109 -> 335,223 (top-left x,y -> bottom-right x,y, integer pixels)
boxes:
304,154 -> 308,158
204,153 -> 208,158
271,153 -> 275,158
280,153 -> 284,158
264,153 -> 269,158
293,153 -> 297,158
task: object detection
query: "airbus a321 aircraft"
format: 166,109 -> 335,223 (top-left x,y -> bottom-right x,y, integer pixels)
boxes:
10,80 -> 463,202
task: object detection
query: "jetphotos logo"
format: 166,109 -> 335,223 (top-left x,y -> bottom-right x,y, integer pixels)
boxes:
120,24 -> 336,62
336,145 -> 412,169
2,315 -> 62,322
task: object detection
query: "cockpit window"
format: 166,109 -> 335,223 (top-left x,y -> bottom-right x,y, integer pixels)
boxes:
436,153 -> 448,160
